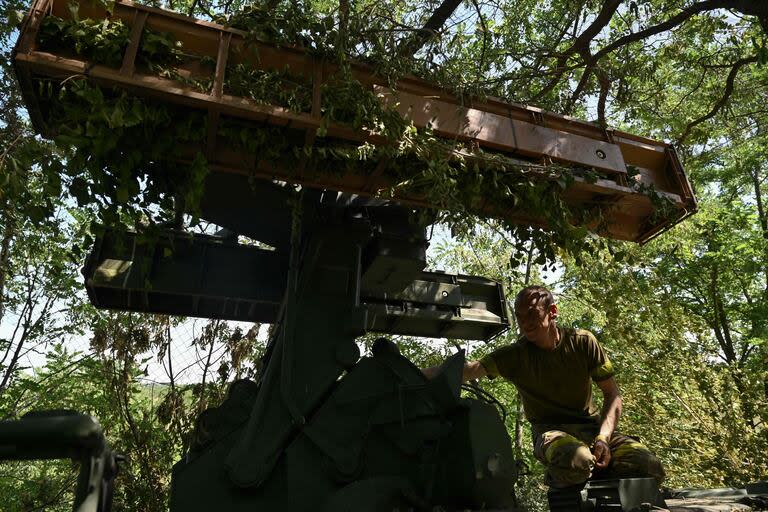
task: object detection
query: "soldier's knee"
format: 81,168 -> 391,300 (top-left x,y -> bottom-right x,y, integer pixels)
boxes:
612,442 -> 666,485
571,444 -> 595,473
646,453 -> 666,485
546,441 -> 594,487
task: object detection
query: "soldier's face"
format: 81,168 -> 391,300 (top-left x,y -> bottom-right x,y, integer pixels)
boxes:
515,296 -> 556,342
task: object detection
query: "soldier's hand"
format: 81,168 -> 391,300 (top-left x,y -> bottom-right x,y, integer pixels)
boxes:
592,439 -> 611,469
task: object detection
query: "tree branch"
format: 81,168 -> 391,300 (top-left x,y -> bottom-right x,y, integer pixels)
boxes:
470,0 -> 488,79
591,0 -> 733,64
0,213 -> 15,326
577,48 -> 611,126
534,0 -> 622,101
678,56 -> 757,143
547,0 -> 761,104
197,319 -> 219,415
0,288 -> 35,392
338,0 -> 350,54
398,0 -> 463,58
566,64 -> 594,114
709,264 -> 736,364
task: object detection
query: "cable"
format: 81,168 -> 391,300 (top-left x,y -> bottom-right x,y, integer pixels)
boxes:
461,382 -> 508,423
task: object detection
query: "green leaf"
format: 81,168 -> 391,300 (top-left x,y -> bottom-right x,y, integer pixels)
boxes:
115,186 -> 129,204
69,177 -> 90,205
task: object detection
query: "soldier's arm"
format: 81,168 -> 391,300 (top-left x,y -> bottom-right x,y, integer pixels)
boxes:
596,376 -> 622,438
422,360 -> 487,382
462,360 -> 488,381
593,377 -> 623,469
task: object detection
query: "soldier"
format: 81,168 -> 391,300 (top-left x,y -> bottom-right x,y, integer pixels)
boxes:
425,285 -> 665,488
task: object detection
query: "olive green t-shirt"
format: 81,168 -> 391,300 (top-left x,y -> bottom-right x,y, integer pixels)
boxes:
479,328 -> 614,425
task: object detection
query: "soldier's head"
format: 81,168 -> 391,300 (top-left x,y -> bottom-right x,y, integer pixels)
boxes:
514,285 -> 558,343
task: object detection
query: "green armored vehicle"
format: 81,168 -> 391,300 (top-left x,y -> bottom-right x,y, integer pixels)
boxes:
89,180 -> 520,510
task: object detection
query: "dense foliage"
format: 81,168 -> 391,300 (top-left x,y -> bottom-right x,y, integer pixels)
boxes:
1,0 -> 767,510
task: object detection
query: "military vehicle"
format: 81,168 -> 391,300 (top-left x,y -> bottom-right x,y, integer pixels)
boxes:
4,0 -> 764,511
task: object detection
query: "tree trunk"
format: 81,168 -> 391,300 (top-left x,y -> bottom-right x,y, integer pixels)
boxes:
0,213 -> 16,326
514,399 -> 524,457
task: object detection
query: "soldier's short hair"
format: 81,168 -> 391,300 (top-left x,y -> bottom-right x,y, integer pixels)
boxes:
514,285 -> 555,313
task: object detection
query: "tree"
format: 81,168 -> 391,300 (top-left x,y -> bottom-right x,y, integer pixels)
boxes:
0,206 -> 83,395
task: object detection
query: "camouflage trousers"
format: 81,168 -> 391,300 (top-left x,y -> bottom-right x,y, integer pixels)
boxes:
532,423 -> 666,488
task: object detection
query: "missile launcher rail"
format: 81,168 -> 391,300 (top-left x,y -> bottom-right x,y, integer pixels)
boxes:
14,0 -> 696,243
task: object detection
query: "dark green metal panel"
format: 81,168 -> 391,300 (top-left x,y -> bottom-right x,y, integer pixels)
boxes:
84,233 -> 509,341
548,478 -> 667,511
0,410 -> 104,460
83,230 -> 286,323
362,272 -> 509,340
172,349 -> 517,511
